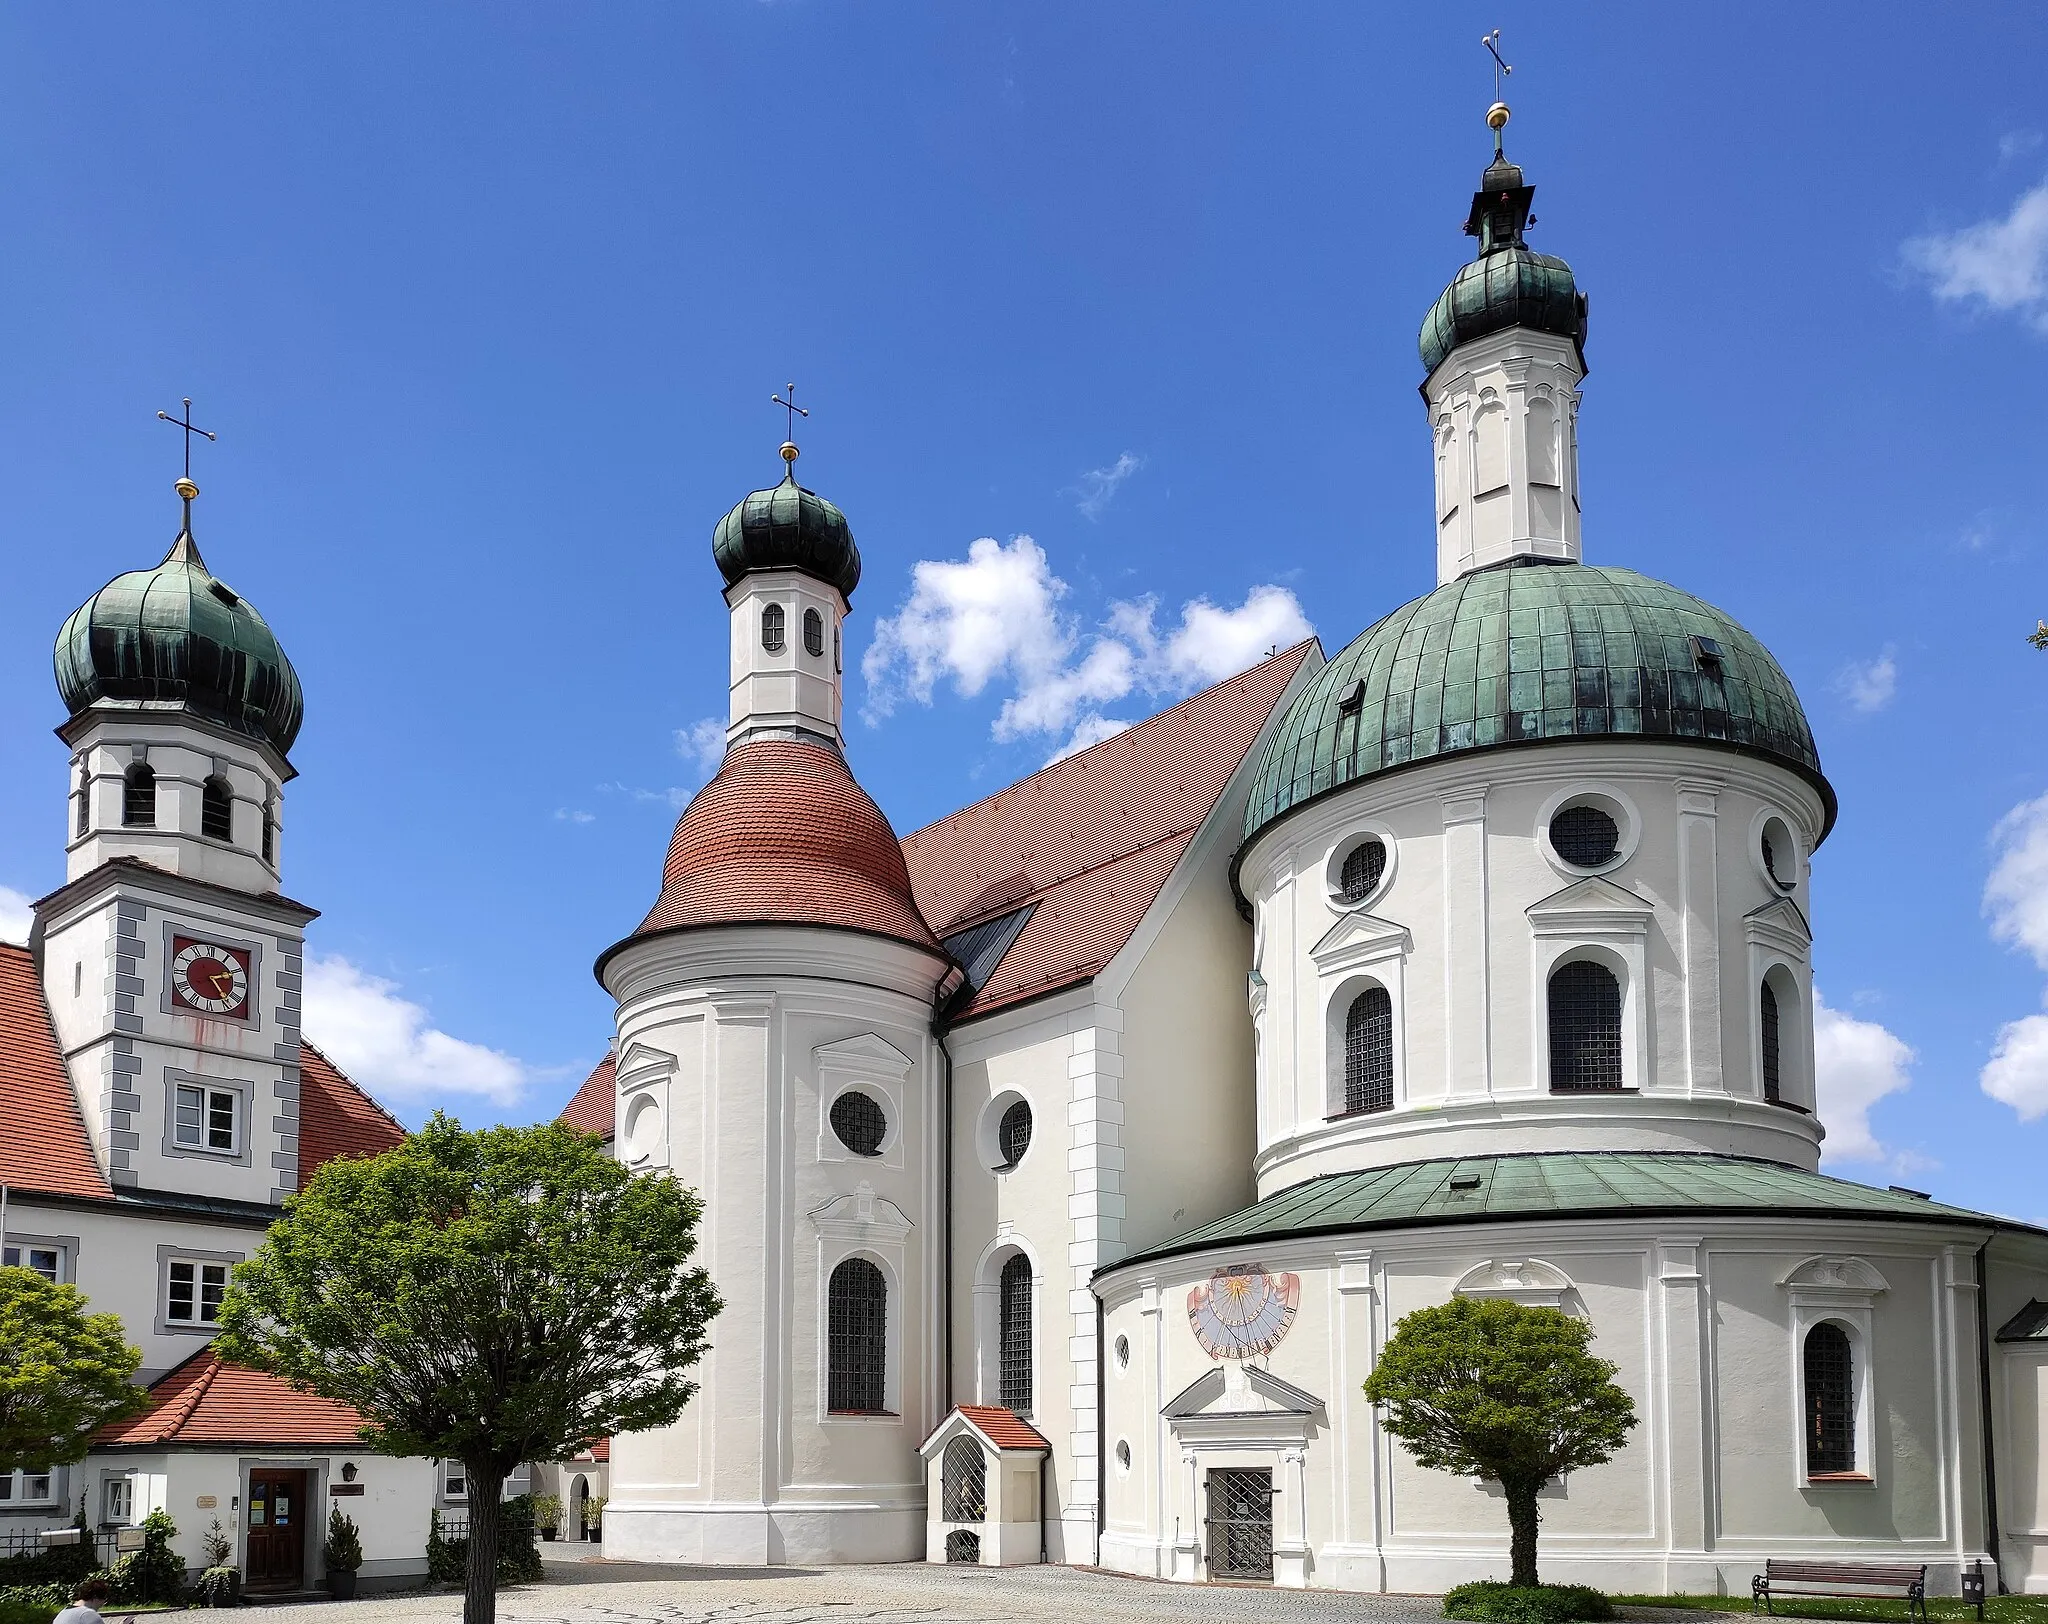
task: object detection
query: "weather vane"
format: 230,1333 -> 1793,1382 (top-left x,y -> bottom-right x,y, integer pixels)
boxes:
771,382 -> 809,468
156,397 -> 216,484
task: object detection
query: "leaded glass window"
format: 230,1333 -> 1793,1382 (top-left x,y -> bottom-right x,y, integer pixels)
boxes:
1344,986 -> 1394,1115
1550,804 -> 1619,867
829,1090 -> 886,1157
942,1436 -> 986,1523
804,607 -> 824,656
762,602 -> 786,653
1804,1323 -> 1855,1474
1761,981 -> 1782,1103
1548,960 -> 1623,1092
123,765 -> 156,828
827,1258 -> 887,1413
998,1253 -> 1033,1415
201,777 -> 234,843
1339,839 -> 1386,903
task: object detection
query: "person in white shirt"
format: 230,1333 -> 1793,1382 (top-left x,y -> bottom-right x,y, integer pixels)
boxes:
52,1576 -> 112,1624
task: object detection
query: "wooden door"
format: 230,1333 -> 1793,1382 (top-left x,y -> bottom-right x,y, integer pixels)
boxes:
244,1470 -> 308,1591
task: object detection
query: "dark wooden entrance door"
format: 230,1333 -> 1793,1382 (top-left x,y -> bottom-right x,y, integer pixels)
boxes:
1204,1466 -> 1274,1581
245,1470 -> 309,1591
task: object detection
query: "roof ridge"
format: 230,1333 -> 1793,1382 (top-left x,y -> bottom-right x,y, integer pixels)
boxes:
149,1349 -> 223,1443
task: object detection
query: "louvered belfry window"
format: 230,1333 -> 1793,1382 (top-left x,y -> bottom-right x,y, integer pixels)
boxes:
998,1253 -> 1033,1414
1804,1323 -> 1855,1474
1340,838 -> 1386,903
123,764 -> 156,827
827,1258 -> 887,1413
942,1435 -> 987,1523
1548,960 -> 1623,1091
1344,986 -> 1394,1115
1761,981 -> 1782,1103
201,777 -> 234,843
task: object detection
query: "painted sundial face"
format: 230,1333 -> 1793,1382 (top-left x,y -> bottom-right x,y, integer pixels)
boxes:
170,937 -> 251,1017
1187,1263 -> 1302,1361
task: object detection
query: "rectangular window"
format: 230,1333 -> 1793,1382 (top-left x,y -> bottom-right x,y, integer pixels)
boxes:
103,1477 -> 133,1524
2,1245 -> 61,1282
0,1472 -> 48,1504
443,1463 -> 468,1501
173,1084 -> 239,1154
166,1259 -> 229,1324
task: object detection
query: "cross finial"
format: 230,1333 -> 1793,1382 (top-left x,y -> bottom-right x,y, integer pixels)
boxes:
771,382 -> 809,471
156,397 -> 216,483
1482,30 -> 1513,154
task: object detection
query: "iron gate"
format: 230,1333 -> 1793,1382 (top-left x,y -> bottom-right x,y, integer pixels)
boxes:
1203,1466 -> 1274,1581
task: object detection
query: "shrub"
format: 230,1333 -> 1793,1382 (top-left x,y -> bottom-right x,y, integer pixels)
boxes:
0,1598 -> 62,1624
530,1494 -> 562,1535
1444,1580 -> 1616,1624
324,1506 -> 364,1574
427,1501 -> 542,1588
199,1518 -> 232,1571
194,1567 -> 240,1609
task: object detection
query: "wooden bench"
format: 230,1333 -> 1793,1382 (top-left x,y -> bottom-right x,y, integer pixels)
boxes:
1752,1559 -> 1928,1620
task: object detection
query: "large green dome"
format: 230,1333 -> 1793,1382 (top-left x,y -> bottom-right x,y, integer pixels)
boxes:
54,532 -> 304,755
1243,561 -> 1832,848
712,466 -> 861,599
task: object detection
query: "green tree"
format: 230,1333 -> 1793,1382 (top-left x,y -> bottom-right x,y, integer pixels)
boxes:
1361,1297 -> 1636,1588
215,1115 -> 721,1624
0,1266 -> 145,1474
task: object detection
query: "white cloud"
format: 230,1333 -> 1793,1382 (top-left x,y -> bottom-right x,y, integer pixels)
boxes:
1984,793 -> 2048,968
0,885 -> 33,946
553,808 -> 595,825
1902,180 -> 2048,335
1982,1007 -> 2048,1121
1070,452 -> 1143,521
1833,648 -> 1898,714
1812,988 -> 1915,1165
303,955 -> 528,1109
674,718 -> 727,775
863,534 -> 1312,759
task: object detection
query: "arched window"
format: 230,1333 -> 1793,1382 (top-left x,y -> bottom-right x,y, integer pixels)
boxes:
827,1257 -> 887,1413
1339,839 -> 1386,903
1803,1323 -> 1855,1474
201,777 -> 234,843
1548,960 -> 1623,1092
1344,986 -> 1394,1115
761,603 -> 786,653
999,1253 -> 1033,1414
804,607 -> 824,657
997,1099 -> 1032,1169
1761,981 -> 1781,1104
942,1435 -> 986,1523
261,802 -> 277,866
123,764 -> 156,828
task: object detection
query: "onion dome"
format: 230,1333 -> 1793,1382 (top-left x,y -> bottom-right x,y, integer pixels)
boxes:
599,736 -> 943,974
711,451 -> 861,599
1243,560 -> 1833,848
1419,141 -> 1586,379
54,494 -> 303,756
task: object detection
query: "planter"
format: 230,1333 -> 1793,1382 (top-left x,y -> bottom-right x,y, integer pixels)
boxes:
540,1529 -> 556,1542
326,1570 -> 358,1601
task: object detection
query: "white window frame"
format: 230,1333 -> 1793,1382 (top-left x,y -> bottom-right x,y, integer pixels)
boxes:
3,1240 -> 67,1282
970,1233 -> 1043,1415
158,1246 -> 241,1335
173,1081 -> 243,1157
0,1468 -> 58,1505
442,1460 -> 469,1502
102,1475 -> 135,1526
1309,910 -> 1412,1121
1780,1255 -> 1886,1488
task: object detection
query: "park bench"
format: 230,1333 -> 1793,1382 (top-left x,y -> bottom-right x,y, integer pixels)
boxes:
1752,1559 -> 1928,1621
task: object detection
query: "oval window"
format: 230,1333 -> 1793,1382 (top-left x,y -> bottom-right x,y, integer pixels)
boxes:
761,603 -> 786,653
829,1090 -> 886,1157
1550,804 -> 1620,868
997,1099 -> 1032,1170
804,607 -> 824,657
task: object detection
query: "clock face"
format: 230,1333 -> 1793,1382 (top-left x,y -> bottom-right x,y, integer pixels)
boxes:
170,938 -> 251,1017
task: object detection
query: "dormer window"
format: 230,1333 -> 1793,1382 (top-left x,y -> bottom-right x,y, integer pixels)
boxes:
762,603 -> 786,653
123,764 -> 157,828
201,777 -> 234,843
804,607 -> 824,657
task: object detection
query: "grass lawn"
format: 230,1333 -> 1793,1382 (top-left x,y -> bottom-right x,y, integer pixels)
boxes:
1611,1599 -> 2046,1623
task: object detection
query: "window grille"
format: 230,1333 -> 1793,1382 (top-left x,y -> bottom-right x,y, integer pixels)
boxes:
829,1090 -> 887,1157
804,607 -> 824,656
762,603 -> 786,653
1761,981 -> 1782,1103
1548,960 -> 1623,1091
1762,835 -> 1781,885
941,1436 -> 986,1523
827,1258 -> 887,1412
165,1260 -> 228,1324
999,1253 -> 1033,1415
201,778 -> 234,843
944,1529 -> 981,1564
1803,1322 -> 1855,1474
997,1099 -> 1032,1169
1339,839 -> 1386,903
123,765 -> 156,828
1344,986 -> 1394,1114
1550,804 -> 1620,867
1204,1467 -> 1274,1581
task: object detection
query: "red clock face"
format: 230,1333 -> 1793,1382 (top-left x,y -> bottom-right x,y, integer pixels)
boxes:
170,937 -> 252,1018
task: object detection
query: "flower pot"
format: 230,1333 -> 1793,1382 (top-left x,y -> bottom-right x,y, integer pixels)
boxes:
326,1569 -> 358,1600
540,1529 -> 556,1542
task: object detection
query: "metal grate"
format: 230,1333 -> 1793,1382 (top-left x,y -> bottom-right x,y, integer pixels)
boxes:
826,1258 -> 888,1412
1340,839 -> 1386,903
830,1090 -> 887,1157
998,1099 -> 1033,1169
1344,986 -> 1394,1114
1761,981 -> 1781,1103
1204,1467 -> 1274,1581
1804,1322 -> 1855,1474
804,608 -> 825,657
944,1529 -> 981,1564
201,778 -> 234,842
1548,960 -> 1623,1092
1550,804 -> 1620,867
761,603 -> 785,652
123,765 -> 156,828
998,1253 -> 1033,1414
941,1436 -> 986,1523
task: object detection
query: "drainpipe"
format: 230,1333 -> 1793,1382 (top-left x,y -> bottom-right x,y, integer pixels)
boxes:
1096,1294 -> 1108,1557
930,968 -> 968,1416
1974,1239 -> 2006,1593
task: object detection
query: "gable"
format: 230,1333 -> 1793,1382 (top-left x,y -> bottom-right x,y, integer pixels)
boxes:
296,1042 -> 406,1189
559,1052 -> 617,1141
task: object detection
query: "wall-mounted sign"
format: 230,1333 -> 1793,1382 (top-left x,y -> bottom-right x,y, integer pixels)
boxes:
195,1495 -> 218,1510
1187,1263 -> 1301,1360
330,1484 -> 365,1497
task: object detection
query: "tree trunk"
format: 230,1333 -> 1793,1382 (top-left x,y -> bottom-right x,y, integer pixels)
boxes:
463,1467 -> 504,1624
1503,1476 -> 1541,1588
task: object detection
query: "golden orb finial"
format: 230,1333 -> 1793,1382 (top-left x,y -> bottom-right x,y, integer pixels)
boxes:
1487,100 -> 1511,132
780,440 -> 800,467
174,476 -> 200,502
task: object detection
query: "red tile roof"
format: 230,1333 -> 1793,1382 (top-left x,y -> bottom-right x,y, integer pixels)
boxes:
297,1042 -> 406,1191
604,737 -> 944,970
900,643 -> 1317,1018
0,943 -> 113,1200
560,1054 -> 616,1140
96,1348 -> 370,1449
953,1405 -> 1051,1452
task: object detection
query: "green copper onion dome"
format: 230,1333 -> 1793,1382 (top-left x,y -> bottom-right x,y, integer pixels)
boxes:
54,492 -> 304,755
1242,560 -> 1833,847
711,450 -> 861,599
1419,149 -> 1586,378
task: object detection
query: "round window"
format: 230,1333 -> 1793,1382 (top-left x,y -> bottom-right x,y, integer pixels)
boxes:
1115,1440 -> 1132,1470
997,1099 -> 1033,1169
1339,838 -> 1387,903
1114,1333 -> 1130,1368
1761,816 -> 1797,890
1550,804 -> 1620,868
829,1090 -> 887,1157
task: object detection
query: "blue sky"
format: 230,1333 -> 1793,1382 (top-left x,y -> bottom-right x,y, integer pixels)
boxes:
3,7 -> 2048,1220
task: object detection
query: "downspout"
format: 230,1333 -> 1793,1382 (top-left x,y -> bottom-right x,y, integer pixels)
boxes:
1975,1239 -> 2006,1592
1096,1294 -> 1108,1558
931,967 -> 969,1416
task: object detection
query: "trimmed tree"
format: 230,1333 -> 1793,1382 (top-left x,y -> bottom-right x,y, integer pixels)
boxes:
0,1265 -> 146,1474
215,1114 -> 721,1624
1361,1297 -> 1636,1588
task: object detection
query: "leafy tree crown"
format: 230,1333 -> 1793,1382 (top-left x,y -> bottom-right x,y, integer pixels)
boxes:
0,1267 -> 145,1473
